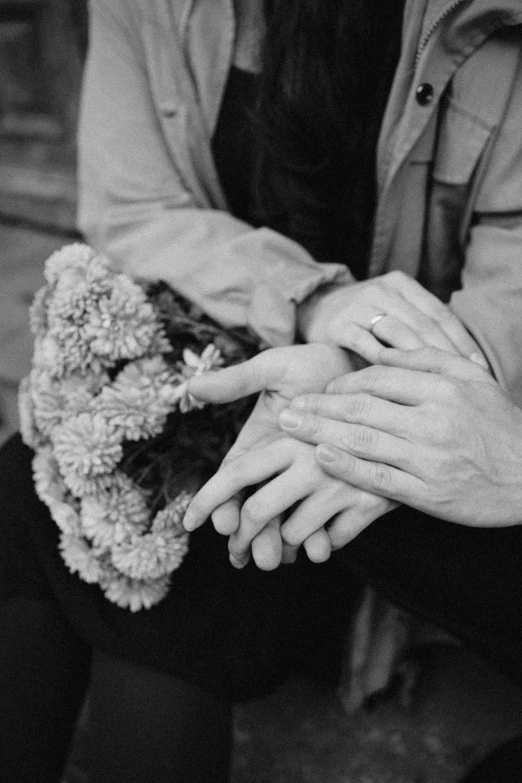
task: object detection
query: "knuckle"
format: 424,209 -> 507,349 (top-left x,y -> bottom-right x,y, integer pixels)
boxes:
344,394 -> 372,420
223,457 -> 245,481
241,497 -> 267,527
281,525 -> 302,547
343,425 -> 376,455
305,414 -> 323,438
365,364 -> 388,388
369,462 -> 393,491
431,302 -> 455,323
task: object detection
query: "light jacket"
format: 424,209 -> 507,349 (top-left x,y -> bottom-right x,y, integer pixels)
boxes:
78,0 -> 522,403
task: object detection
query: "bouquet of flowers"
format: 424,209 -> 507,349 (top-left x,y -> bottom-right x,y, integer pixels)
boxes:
19,244 -> 259,611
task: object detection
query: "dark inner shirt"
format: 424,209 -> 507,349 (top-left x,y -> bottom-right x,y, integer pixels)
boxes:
212,66 -> 261,227
211,3 -> 404,279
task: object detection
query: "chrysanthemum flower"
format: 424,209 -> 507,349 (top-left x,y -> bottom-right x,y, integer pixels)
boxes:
29,286 -> 50,337
102,573 -> 171,612
110,491 -> 192,580
20,243 -> 257,609
59,532 -> 105,584
44,243 -> 97,287
52,412 -> 123,487
93,357 -> 180,440
80,474 -> 149,548
32,449 -> 81,536
111,527 -> 189,581
28,369 -> 107,438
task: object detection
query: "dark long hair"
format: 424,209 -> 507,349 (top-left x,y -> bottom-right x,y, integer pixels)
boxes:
251,0 -> 404,277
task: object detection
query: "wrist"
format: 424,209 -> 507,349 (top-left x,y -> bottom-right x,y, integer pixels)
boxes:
296,282 -> 352,344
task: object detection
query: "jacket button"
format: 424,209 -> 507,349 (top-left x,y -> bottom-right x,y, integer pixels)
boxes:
416,82 -> 434,106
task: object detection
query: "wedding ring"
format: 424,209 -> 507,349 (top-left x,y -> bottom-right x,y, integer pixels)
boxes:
369,314 -> 386,332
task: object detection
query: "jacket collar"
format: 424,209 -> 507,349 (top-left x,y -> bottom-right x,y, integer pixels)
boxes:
423,0 -> 522,55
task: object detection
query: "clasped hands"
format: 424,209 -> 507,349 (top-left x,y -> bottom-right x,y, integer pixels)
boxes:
183,344 -> 397,569
183,273 -> 520,570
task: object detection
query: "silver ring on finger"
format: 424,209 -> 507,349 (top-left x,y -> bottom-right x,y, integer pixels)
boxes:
369,313 -> 386,333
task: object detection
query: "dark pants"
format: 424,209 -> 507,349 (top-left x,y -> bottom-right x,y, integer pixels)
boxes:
0,598 -> 232,783
2,431 -> 522,781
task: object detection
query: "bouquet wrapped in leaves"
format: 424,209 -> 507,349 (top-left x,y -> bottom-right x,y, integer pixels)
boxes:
19,244 -> 259,611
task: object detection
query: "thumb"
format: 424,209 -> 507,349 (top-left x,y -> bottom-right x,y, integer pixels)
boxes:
187,349 -> 286,403
378,346 -> 491,381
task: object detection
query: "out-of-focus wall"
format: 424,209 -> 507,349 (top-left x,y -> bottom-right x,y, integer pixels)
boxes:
0,1 -> 87,441
0,0 -> 87,232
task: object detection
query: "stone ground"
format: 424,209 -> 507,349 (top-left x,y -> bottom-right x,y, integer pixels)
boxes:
3,221 -> 522,782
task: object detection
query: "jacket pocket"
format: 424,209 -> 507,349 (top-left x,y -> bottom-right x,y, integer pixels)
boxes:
432,96 -> 494,185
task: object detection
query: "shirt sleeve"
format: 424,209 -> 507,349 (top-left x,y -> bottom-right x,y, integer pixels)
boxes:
450,52 -> 522,407
77,0 -> 354,348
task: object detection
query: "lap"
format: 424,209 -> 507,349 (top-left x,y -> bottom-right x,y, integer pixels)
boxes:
3,431 -> 521,690
0,433 -> 355,699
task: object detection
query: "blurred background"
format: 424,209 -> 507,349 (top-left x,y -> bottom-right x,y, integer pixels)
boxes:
2,3 -> 522,781
0,0 -> 85,443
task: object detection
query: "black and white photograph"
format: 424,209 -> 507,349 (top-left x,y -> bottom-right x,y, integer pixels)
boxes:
1,1 -> 522,781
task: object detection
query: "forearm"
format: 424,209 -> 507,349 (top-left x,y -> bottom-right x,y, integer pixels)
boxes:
450,222 -> 522,407
80,202 -> 353,348
78,0 -> 352,348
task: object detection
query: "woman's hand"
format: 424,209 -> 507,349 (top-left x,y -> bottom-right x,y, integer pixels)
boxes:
280,346 -> 522,527
182,344 -> 395,568
186,426 -> 394,569
297,270 -> 489,369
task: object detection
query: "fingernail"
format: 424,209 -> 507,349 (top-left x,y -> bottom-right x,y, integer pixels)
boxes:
290,397 -> 306,410
229,554 -> 245,569
279,409 -> 303,429
470,352 -> 488,369
316,444 -> 338,463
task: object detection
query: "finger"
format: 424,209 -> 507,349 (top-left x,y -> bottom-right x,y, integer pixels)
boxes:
211,494 -> 243,535
279,410 -> 416,471
281,487 -> 353,547
331,323 -> 391,365
303,528 -> 332,563
385,271 -> 488,364
325,364 -> 449,405
315,444 -> 426,505
288,393 -> 415,437
372,301 -> 462,355
229,469 -> 310,560
378,346 -> 493,382
281,542 -> 299,564
187,349 -> 288,403
183,443 -> 291,531
327,496 -> 397,549
250,518 -> 284,571
370,314 -> 458,354
350,284 -> 463,355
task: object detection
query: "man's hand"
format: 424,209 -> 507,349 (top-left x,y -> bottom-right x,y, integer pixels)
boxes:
279,347 -> 522,527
